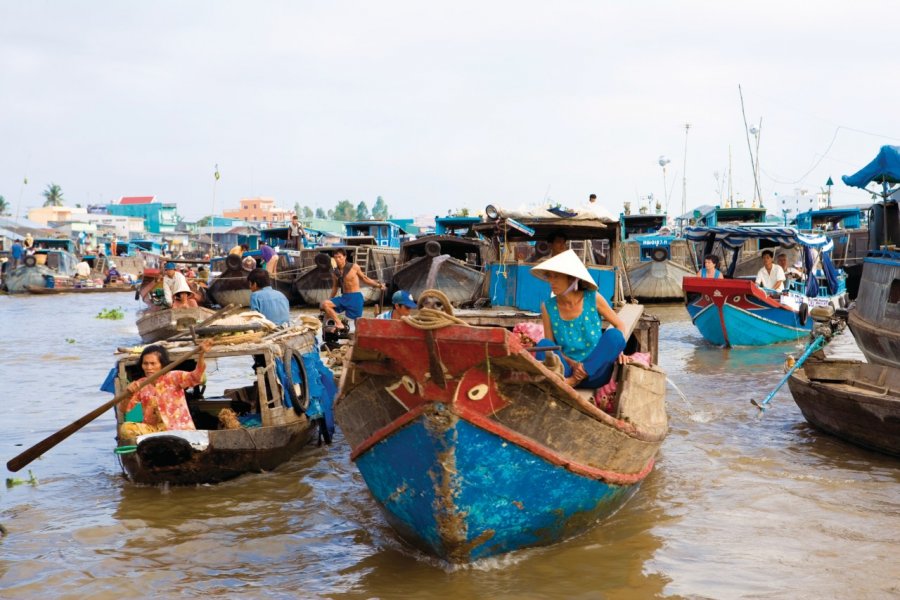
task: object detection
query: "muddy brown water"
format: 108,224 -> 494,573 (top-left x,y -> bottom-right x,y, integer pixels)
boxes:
1,295 -> 898,599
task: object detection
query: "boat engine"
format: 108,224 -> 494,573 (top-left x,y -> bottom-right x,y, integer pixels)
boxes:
321,312 -> 351,349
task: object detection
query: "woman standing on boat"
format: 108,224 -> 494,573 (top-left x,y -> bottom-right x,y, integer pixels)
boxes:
696,254 -> 724,279
532,250 -> 628,388
118,340 -> 213,444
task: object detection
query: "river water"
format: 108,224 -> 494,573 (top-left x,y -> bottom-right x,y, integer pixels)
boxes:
0,294 -> 897,599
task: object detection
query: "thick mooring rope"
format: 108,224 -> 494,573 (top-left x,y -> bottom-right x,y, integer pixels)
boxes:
401,307 -> 468,330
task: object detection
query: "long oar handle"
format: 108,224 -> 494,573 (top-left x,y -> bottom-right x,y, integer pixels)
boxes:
752,335 -> 826,412
6,347 -> 202,472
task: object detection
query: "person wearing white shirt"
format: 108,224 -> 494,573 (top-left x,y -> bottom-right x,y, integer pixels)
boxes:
161,261 -> 190,306
756,250 -> 786,291
75,260 -> 91,279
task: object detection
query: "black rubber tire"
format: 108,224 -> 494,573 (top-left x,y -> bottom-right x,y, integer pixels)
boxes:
314,253 -> 332,271
650,247 -> 669,262
23,255 -> 37,268
224,254 -> 243,270
798,302 -> 809,326
425,240 -> 441,257
282,348 -> 308,415
534,240 -> 550,257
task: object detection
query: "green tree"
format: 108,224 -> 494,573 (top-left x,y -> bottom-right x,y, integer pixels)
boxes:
197,216 -> 213,227
371,195 -> 389,220
315,207 -> 326,219
303,206 -> 314,219
294,202 -> 302,218
355,201 -> 370,220
0,195 -> 9,216
333,200 -> 356,221
42,183 -> 64,207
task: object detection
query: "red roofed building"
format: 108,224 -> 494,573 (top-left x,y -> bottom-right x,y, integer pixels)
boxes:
119,196 -> 156,205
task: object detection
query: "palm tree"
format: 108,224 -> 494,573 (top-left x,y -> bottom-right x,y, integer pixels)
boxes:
0,195 -> 10,216
42,183 -> 64,207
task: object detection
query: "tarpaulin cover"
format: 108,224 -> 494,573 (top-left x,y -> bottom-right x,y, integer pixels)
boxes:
842,145 -> 900,189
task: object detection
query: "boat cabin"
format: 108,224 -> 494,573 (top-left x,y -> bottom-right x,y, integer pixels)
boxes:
472,214 -> 622,311
795,207 -> 865,232
434,215 -> 482,236
343,221 -> 407,248
695,205 -> 768,227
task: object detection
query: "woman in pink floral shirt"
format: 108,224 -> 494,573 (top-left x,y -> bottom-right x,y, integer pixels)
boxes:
118,340 -> 213,443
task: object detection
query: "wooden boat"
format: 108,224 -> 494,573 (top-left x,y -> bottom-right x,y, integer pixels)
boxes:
113,326 -> 334,484
787,357 -> 900,457
683,226 -> 848,347
207,254 -> 252,307
4,249 -> 79,293
336,303 -> 667,563
619,207 -> 695,301
25,283 -> 135,294
841,146 -> 900,368
293,244 -> 398,307
136,306 -> 216,343
391,234 -> 494,307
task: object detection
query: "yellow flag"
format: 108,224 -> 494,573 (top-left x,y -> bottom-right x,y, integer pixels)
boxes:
214,164 -> 220,181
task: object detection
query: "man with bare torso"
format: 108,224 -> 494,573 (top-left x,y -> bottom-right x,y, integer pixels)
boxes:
321,248 -> 386,329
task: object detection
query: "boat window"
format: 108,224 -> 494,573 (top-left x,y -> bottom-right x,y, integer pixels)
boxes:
890,279 -> 900,304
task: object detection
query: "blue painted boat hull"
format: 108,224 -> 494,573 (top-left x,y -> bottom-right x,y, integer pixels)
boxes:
336,318 -> 667,563
686,300 -> 810,346
356,408 -> 638,562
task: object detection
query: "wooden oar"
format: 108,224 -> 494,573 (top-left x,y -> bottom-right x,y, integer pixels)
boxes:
6,346 -> 204,472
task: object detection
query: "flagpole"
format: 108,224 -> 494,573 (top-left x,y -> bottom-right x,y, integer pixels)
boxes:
211,164 -> 220,255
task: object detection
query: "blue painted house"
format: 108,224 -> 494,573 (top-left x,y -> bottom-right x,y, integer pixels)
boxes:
106,196 -> 179,234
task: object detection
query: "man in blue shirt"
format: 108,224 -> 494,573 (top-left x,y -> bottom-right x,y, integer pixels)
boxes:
248,268 -> 291,326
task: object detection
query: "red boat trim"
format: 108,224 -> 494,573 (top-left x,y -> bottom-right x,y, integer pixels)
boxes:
718,302 -> 730,346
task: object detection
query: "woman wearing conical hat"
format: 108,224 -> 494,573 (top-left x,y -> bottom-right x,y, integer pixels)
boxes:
531,250 -> 629,388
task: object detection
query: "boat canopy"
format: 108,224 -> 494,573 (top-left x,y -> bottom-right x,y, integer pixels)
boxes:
684,226 -> 833,251
842,145 -> 900,189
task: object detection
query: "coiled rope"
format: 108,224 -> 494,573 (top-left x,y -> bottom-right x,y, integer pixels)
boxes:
401,307 -> 468,330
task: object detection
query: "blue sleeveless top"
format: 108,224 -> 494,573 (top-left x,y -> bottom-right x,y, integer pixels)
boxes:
545,289 -> 602,362
700,268 -> 722,278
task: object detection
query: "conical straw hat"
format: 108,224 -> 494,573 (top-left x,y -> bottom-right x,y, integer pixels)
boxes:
530,249 -> 597,291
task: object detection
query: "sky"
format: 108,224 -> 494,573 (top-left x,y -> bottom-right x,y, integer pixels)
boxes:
2,1 -> 899,222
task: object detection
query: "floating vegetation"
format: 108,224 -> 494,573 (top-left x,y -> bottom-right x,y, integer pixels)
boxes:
65,338 -> 76,344
96,307 -> 125,320
5,470 -> 38,489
